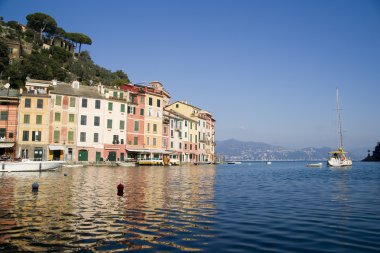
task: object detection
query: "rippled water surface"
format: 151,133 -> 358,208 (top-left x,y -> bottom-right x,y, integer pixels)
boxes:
1,162 -> 380,252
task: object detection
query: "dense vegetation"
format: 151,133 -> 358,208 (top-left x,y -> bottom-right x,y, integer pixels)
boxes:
0,13 -> 130,88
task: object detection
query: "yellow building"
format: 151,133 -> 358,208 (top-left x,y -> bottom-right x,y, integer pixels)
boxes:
16,79 -> 51,160
165,101 -> 205,163
143,82 -> 170,158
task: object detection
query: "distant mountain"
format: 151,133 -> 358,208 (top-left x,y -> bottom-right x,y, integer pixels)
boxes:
216,139 -> 363,161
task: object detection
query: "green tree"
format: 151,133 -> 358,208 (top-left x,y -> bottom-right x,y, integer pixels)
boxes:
65,32 -> 92,55
0,40 -> 9,74
26,12 -> 57,42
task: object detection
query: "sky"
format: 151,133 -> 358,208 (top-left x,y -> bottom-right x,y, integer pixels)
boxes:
1,0 -> 380,150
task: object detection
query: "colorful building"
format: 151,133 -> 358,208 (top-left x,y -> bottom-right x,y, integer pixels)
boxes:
0,88 -> 19,160
17,79 -> 51,161
49,81 -> 79,161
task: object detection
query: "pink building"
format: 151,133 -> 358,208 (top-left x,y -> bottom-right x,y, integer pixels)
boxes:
0,88 -> 19,160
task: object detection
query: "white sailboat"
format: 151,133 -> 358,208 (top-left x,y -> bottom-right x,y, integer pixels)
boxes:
327,89 -> 352,167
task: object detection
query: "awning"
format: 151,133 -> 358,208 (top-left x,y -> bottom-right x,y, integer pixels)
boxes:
105,147 -> 120,150
126,148 -> 151,154
48,145 -> 65,150
0,143 -> 15,148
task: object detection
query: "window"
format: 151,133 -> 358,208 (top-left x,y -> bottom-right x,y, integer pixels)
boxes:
0,128 -> 5,138
95,100 -> 101,109
128,106 -> 135,114
171,141 -> 173,149
22,131 -> 29,141
80,132 -> 86,142
108,102 -> 113,111
55,95 -> 62,106
113,135 -> 119,144
9,132 -> 14,139
176,104 -> 179,108
157,99 -> 161,107
107,119 -> 112,129
171,130 -> 174,138
179,142 -> 182,149
0,111 -> 8,120
163,139 -> 167,147
133,136 -> 138,145
24,114 -> 30,124
195,135 -> 198,143
148,108 -> 152,116
53,130 -> 60,143
146,137 -> 150,145
134,121 -> 139,131
140,108 -> 144,116
36,115 -> 42,124
94,116 -> 100,126
37,99 -> 43,108
164,126 -> 167,134
94,133 -> 99,143
80,115 -> 87,125
68,131 -> 74,142
147,123 -> 150,132
121,104 -> 125,112
82,98 -> 87,108
119,120 -> 125,130
153,124 -> 157,133
69,114 -> 74,123
55,112 -> 61,122
25,98 -> 31,108
153,138 -> 157,146
140,96 -> 145,103
32,131 -> 41,141
113,91 -> 117,98
69,97 -> 76,107
119,92 -> 124,99
149,97 -> 153,106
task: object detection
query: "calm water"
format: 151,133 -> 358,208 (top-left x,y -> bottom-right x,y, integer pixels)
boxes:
1,162 -> 380,252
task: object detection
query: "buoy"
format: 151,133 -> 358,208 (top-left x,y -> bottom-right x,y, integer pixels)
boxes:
117,183 -> 124,196
32,181 -> 39,191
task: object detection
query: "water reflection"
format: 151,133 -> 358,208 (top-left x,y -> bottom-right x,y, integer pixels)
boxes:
0,165 -> 216,252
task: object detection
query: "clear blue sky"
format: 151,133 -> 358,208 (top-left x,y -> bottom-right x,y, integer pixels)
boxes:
1,0 -> 380,150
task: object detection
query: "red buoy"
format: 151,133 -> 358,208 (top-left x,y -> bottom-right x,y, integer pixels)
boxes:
117,183 -> 124,196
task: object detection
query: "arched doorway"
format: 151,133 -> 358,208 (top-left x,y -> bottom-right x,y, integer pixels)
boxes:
78,149 -> 88,161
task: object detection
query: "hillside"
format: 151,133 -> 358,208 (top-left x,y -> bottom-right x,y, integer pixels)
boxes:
0,13 -> 130,88
216,139 -> 363,161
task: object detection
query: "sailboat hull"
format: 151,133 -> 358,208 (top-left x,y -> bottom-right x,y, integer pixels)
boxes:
327,158 -> 352,167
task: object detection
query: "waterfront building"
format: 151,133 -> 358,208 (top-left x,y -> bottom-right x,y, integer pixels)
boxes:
75,84 -> 105,162
142,81 -> 171,159
165,101 -> 215,163
120,83 -> 146,160
49,81 -> 79,161
98,85 -> 128,161
164,109 -> 183,162
17,79 -> 51,160
199,111 -> 216,163
0,87 -> 20,160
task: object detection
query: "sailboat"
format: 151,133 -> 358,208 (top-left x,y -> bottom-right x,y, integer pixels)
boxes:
327,88 -> 352,167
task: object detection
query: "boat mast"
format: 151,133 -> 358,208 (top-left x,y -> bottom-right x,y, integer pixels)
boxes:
336,88 -> 343,149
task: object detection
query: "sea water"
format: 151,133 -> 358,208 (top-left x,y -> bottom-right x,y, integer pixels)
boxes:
1,162 -> 379,252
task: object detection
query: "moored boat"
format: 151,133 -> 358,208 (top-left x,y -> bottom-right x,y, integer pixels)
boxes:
1,159 -> 64,172
306,162 -> 323,167
327,89 -> 352,167
227,161 -> 242,164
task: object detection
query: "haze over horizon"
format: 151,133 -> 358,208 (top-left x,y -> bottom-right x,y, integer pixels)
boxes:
2,0 -> 379,150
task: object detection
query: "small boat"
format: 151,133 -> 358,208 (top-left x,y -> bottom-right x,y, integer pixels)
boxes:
1,159 -> 64,172
327,89 -> 352,167
138,158 -> 164,166
116,161 -> 137,167
227,161 -> 242,164
266,161 -> 272,165
306,162 -> 323,167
